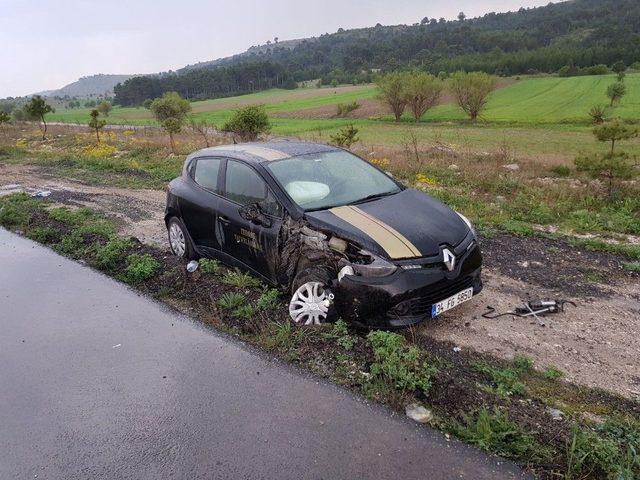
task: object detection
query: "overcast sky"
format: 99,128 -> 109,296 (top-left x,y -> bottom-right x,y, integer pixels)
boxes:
1,0 -> 555,98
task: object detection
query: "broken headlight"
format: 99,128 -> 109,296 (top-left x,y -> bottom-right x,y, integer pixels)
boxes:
456,211 -> 476,238
345,250 -> 398,278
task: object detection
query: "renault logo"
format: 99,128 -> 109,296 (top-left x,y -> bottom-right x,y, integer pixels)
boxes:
443,248 -> 456,272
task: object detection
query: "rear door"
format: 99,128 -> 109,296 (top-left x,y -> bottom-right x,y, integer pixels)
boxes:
179,157 -> 223,249
217,159 -> 284,280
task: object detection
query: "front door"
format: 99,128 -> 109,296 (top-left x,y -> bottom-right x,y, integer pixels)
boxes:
217,159 -> 284,280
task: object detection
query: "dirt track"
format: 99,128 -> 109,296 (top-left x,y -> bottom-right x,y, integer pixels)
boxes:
2,163 -> 639,400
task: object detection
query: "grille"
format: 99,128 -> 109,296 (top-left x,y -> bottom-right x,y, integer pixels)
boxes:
388,276 -> 474,318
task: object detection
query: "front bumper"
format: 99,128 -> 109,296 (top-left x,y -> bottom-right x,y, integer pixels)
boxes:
333,244 -> 482,328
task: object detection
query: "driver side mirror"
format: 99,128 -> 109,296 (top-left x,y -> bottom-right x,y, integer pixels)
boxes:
239,203 -> 272,228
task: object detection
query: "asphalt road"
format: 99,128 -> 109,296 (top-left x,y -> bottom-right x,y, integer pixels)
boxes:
0,228 -> 529,480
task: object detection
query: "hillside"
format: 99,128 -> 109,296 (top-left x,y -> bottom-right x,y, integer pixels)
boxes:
39,74 -> 137,98
114,0 -> 640,106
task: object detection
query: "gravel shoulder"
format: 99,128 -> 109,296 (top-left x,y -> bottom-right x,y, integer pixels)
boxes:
2,162 -> 639,400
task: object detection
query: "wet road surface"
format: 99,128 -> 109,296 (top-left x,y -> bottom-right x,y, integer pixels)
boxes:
0,229 -> 529,479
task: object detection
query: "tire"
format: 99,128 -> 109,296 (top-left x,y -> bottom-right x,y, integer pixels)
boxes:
167,217 -> 197,260
289,266 -> 336,325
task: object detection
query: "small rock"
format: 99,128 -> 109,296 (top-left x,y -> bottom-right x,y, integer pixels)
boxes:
502,163 -> 520,171
548,408 -> 564,421
405,403 -> 434,424
518,261 -> 529,268
453,347 -> 462,353
448,164 -> 459,171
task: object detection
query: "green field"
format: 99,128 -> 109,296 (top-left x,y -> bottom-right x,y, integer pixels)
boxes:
424,74 -> 640,123
47,74 -> 640,158
50,74 -> 640,125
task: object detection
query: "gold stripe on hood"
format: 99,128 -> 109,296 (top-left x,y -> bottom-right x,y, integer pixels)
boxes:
329,205 -> 422,259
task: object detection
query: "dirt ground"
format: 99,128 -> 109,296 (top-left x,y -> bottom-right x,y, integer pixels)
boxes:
2,162 -> 638,400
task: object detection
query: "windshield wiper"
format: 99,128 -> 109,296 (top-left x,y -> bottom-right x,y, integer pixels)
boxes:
352,190 -> 398,204
304,190 -> 399,212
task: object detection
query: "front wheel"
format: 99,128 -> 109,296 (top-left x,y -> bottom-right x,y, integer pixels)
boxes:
289,266 -> 335,325
167,217 -> 197,260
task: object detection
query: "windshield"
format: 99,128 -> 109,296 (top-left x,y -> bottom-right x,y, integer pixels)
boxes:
266,150 -> 400,211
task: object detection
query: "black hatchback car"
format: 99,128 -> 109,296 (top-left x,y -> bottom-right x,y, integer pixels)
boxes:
165,141 -> 482,328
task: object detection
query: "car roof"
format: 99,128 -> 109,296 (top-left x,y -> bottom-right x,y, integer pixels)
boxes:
186,140 -> 340,165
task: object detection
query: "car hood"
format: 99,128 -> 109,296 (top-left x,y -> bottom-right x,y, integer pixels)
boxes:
303,189 -> 469,260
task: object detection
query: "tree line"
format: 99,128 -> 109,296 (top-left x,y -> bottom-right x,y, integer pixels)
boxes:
114,61 -> 296,106
110,0 -> 640,105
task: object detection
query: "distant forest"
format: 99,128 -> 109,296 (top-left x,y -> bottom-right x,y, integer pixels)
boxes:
114,0 -> 640,106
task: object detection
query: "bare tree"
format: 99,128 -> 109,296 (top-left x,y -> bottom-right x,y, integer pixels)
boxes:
189,117 -> 215,147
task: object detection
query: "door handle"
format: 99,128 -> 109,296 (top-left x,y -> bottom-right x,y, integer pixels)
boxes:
218,216 -> 231,225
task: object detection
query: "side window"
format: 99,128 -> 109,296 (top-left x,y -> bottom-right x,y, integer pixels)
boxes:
193,158 -> 222,192
225,161 -> 282,217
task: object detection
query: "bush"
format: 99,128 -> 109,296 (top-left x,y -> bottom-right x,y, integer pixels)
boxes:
222,105 -> 271,141
124,254 -> 160,284
329,124 -> 359,148
218,292 -> 246,310
366,330 -> 436,396
222,269 -> 262,288
589,105 -> 606,124
256,289 -> 280,310
335,101 -> 359,117
199,258 -> 221,274
549,165 -> 571,177
607,82 -> 626,106
328,319 -> 356,351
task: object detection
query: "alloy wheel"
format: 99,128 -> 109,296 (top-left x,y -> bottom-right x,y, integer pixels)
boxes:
169,223 -> 186,257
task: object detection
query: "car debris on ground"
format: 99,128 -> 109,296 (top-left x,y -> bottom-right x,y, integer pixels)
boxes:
405,403 -> 434,424
482,299 -> 576,325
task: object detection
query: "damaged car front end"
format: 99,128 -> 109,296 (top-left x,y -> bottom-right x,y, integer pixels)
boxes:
165,141 -> 482,329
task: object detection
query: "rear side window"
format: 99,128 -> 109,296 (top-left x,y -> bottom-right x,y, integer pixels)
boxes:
193,158 -> 222,192
225,160 -> 282,217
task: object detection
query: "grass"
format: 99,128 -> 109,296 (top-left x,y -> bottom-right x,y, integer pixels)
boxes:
218,292 -> 246,310
222,269 -> 262,289
449,408 -> 553,462
124,254 -> 160,284
566,419 -> 640,480
423,74 -> 640,124
366,330 -> 437,398
622,261 -> 640,272
92,238 -> 133,272
199,258 -> 221,274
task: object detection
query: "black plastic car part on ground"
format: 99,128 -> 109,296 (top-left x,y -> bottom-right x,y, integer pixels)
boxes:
165,141 -> 482,328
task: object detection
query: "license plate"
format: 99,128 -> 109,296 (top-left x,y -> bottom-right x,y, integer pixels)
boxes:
431,287 -> 474,318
